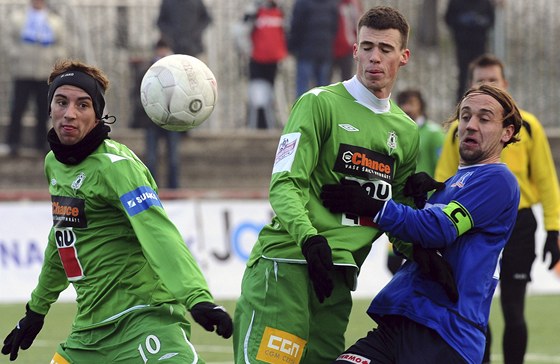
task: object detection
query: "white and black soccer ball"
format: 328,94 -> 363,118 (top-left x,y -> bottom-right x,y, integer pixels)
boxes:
140,54 -> 217,131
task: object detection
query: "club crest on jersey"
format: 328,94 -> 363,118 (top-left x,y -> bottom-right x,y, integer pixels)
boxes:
334,144 -> 395,182
71,172 -> 86,191
451,171 -> 474,188
386,131 -> 397,155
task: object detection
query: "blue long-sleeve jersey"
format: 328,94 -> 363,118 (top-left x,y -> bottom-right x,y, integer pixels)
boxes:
369,163 -> 520,364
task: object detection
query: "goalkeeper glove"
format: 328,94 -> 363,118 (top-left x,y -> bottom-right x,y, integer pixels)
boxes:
302,235 -> 334,303
543,231 -> 560,270
404,172 -> 446,209
2,304 -> 45,361
412,246 -> 459,303
321,179 -> 385,217
190,302 -> 233,339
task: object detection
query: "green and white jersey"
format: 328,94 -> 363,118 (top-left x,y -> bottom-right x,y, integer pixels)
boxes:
29,139 -> 212,331
248,78 -> 419,275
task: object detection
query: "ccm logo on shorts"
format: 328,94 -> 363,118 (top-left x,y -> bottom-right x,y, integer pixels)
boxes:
51,352 -> 70,364
257,327 -> 307,364
336,353 -> 371,364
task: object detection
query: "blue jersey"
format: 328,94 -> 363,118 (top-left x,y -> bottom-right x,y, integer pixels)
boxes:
369,163 -> 520,364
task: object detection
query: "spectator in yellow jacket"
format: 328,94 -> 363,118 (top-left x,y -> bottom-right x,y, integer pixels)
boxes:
435,53 -> 560,364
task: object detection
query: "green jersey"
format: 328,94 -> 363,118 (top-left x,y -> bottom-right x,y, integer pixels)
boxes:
29,139 -> 212,331
247,80 -> 419,279
416,117 -> 444,176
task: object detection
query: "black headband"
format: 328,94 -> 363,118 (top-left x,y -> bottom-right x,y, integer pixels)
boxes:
48,70 -> 106,119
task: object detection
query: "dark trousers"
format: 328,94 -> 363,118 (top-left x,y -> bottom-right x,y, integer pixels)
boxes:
7,79 -> 50,152
453,38 -> 487,102
334,315 -> 467,364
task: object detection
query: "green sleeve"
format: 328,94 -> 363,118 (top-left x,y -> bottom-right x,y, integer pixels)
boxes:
268,94 -> 327,246
29,229 -> 71,315
106,160 -> 213,309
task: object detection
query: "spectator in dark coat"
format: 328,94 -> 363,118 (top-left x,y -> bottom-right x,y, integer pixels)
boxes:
288,0 -> 339,98
157,0 -> 212,56
445,0 -> 495,102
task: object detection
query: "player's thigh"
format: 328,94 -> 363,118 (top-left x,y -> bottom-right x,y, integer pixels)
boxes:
501,209 -> 537,282
307,268 -> 352,363
59,304 -> 203,363
234,258 -> 310,364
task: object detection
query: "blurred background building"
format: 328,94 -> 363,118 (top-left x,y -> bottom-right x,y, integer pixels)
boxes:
0,0 -> 559,190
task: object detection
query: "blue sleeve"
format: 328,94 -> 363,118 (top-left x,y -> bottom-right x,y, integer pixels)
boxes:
377,167 -> 519,249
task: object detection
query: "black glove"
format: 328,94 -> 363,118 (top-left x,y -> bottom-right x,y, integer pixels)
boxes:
302,235 -> 334,303
412,246 -> 459,303
543,231 -> 560,270
404,172 -> 446,209
190,302 -> 233,339
321,179 -> 385,216
2,304 -> 45,361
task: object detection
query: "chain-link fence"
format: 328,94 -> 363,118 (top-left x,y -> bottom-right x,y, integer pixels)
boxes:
0,0 -> 559,134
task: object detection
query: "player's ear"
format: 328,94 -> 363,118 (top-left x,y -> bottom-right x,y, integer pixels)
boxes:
501,124 -> 515,144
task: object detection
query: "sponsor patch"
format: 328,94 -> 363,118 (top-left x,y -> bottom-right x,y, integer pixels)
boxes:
334,144 -> 394,182
52,196 -> 87,228
272,133 -> 301,174
338,178 -> 391,227
120,186 -> 162,217
256,327 -> 306,364
443,200 -> 473,236
336,353 -> 371,364
55,227 -> 84,281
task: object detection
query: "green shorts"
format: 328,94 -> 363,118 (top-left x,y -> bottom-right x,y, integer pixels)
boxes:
233,258 -> 352,364
51,303 -> 204,364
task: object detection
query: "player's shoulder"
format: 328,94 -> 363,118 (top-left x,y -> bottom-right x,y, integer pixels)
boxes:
92,140 -> 143,166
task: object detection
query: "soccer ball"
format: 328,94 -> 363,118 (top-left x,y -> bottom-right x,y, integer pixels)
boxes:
140,54 -> 217,131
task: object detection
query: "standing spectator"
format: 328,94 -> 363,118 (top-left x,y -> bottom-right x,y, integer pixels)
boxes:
131,39 -> 182,189
435,53 -> 560,364
332,0 -> 363,82
1,59 -> 232,363
288,0 -> 339,98
243,0 -> 288,129
233,7 -> 418,363
445,0 -> 495,102
325,82 -> 522,364
387,88 -> 445,275
157,0 -> 212,57
5,0 -> 65,156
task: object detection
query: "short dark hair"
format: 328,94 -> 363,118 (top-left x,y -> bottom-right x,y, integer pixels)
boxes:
467,54 -> 506,85
358,6 -> 410,49
396,89 -> 426,115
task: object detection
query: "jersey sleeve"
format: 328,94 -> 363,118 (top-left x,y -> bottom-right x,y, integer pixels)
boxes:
105,158 -> 213,309
378,168 -> 519,249
268,93 -> 326,245
525,114 -> 560,231
28,229 -> 71,315
434,121 -> 459,182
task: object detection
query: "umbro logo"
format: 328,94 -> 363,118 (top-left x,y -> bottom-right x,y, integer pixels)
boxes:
338,124 -> 359,132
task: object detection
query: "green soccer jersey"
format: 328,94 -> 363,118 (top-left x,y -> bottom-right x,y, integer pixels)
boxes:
247,80 -> 419,280
29,139 -> 212,331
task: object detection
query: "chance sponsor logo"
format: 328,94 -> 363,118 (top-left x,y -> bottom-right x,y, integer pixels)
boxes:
120,186 -> 163,217
336,353 -> 371,364
334,144 -> 395,182
256,327 -> 306,364
52,196 -> 87,228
